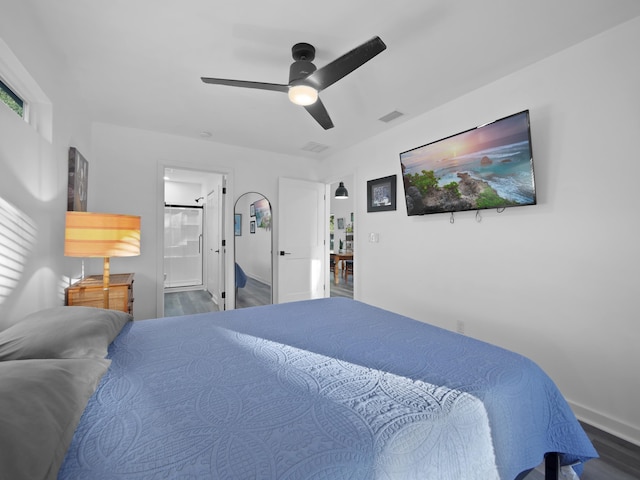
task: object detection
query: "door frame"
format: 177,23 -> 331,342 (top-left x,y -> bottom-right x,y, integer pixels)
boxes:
324,172 -> 356,297
156,162 -> 234,317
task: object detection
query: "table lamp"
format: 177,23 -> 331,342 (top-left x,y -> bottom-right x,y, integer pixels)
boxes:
65,211 -> 140,309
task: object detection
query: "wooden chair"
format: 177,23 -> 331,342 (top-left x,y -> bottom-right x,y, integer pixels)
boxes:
344,259 -> 353,282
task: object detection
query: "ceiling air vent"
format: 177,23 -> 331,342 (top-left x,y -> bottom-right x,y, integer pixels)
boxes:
378,110 -> 404,123
301,142 -> 330,153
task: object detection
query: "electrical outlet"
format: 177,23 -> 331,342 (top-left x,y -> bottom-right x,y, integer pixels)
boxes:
456,320 -> 465,335
368,232 -> 379,243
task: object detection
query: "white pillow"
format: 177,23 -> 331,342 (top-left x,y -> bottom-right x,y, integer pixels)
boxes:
0,358 -> 110,479
0,306 -> 130,360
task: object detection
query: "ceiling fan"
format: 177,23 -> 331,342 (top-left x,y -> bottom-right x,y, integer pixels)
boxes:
201,36 -> 386,130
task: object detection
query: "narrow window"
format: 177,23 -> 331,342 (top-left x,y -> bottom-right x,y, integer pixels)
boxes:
0,78 -> 24,117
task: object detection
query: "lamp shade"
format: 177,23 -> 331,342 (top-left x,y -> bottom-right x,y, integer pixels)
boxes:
334,181 -> 349,199
65,212 -> 140,258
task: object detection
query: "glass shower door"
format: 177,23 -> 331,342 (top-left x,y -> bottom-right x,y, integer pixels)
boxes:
164,206 -> 203,288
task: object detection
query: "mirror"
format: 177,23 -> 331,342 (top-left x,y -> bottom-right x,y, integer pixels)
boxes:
234,192 -> 273,308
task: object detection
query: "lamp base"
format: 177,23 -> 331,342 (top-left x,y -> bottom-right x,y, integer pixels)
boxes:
103,257 -> 110,309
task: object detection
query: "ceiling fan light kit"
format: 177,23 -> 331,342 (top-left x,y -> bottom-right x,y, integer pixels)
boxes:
201,36 -> 386,129
288,85 -> 318,106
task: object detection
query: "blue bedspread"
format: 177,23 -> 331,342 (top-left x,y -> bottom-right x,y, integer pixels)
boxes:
59,298 -> 596,479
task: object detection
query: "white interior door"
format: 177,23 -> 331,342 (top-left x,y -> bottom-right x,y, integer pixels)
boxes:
218,178 -> 226,309
206,180 -> 226,309
277,177 -> 325,303
206,191 -> 219,303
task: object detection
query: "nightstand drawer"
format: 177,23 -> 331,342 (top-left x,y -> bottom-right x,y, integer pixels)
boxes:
65,273 -> 134,316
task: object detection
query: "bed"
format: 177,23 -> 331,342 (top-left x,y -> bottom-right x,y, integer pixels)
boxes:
0,297 -> 597,479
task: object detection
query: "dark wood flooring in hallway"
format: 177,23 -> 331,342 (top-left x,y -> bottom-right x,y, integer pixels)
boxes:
164,289 -> 219,317
330,268 -> 353,298
164,268 -> 353,317
522,421 -> 640,479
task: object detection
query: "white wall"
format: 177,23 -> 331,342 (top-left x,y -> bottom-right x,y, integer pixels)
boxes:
323,18 -> 640,444
89,122 -> 320,320
0,19 -> 92,329
164,181 -> 202,206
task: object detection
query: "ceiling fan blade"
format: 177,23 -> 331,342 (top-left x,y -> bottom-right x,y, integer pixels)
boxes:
304,36 -> 386,91
201,77 -> 288,93
304,97 -> 334,130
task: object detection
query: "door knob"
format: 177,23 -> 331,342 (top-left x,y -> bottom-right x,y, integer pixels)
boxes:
279,251 -> 291,256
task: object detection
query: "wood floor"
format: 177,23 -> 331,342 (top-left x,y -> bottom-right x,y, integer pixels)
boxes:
164,289 -> 219,317
235,276 -> 272,309
234,273 -> 354,306
163,288 -> 638,479
330,268 -> 353,298
165,269 -> 352,317
522,422 -> 640,479
163,276 -> 274,316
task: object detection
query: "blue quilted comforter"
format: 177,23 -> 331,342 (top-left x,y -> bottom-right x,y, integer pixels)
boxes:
59,298 -> 597,479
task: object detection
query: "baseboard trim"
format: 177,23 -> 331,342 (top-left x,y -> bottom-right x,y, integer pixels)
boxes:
246,273 -> 270,286
164,285 -> 205,293
569,400 -> 640,447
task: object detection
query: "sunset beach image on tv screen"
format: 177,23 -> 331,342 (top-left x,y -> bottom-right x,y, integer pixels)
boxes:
399,110 -> 536,216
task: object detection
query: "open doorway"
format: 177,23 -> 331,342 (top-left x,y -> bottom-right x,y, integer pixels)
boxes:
162,167 -> 226,316
329,176 -> 354,299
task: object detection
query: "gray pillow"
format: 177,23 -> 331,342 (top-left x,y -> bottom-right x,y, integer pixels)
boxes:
0,358 -> 110,480
0,306 -> 131,360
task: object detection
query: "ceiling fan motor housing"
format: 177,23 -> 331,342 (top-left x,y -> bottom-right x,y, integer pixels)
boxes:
289,43 -> 317,85
289,60 -> 317,84
291,42 -> 315,61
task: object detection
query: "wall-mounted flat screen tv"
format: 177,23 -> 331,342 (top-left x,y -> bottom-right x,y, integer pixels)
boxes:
399,110 -> 536,216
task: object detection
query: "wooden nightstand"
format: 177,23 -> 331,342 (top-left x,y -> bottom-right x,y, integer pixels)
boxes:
65,273 -> 134,316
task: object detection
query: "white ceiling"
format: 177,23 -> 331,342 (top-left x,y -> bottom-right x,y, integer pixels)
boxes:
18,0 -> 640,159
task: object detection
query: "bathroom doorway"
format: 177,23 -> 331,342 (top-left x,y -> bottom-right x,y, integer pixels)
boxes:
163,167 -> 226,316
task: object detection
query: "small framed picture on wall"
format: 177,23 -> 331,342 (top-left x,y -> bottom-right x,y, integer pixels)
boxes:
250,221 -> 256,234
367,175 -> 397,212
234,214 -> 242,236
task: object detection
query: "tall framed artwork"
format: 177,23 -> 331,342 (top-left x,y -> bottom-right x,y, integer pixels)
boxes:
67,147 -> 88,211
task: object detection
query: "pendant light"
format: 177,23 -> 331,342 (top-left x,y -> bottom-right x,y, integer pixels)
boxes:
334,181 -> 349,199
